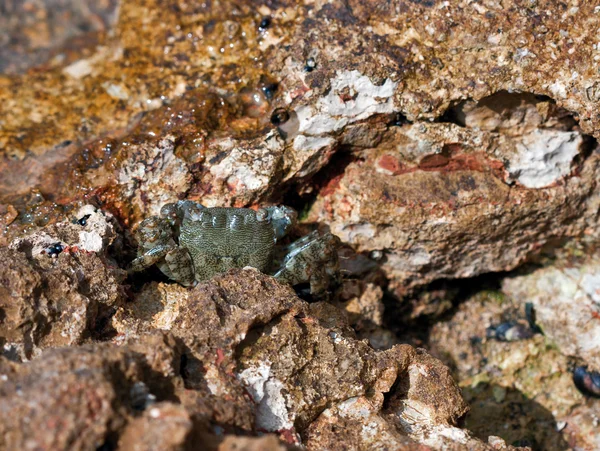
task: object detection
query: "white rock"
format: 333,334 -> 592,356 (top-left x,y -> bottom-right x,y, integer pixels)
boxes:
237,363 -> 294,431
506,129 -> 582,188
503,254 -> 600,369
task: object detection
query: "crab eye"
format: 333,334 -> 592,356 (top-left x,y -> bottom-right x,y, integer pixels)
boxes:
160,203 -> 179,222
256,208 -> 269,222
268,206 -> 296,239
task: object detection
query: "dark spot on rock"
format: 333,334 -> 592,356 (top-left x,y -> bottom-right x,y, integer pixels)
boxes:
486,322 -> 533,342
337,86 -> 358,103
270,108 -> 290,126
209,150 -> 228,165
573,366 -> 600,398
525,302 -> 543,334
179,353 -> 189,379
317,3 -> 358,26
389,112 -> 408,126
304,57 -> 316,72
261,82 -> 278,100
259,16 -> 271,30
458,174 -> 477,191
203,19 -> 216,34
431,57 -> 444,69
293,283 -> 315,301
408,0 -> 436,6
96,441 -> 116,451
130,382 -> 156,411
469,336 -> 482,345
46,242 -> 64,258
77,214 -> 91,226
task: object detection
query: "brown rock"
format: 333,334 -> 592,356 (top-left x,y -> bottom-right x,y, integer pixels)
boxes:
0,245 -> 125,359
4,0 -> 594,446
118,402 -> 193,451
502,249 -> 600,371
305,396 -> 424,451
115,270 -> 479,448
218,435 -> 295,451
308,118 -> 598,294
0,332 -> 183,451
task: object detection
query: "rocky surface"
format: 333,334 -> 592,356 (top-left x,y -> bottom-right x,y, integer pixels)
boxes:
0,0 -> 120,75
3,0 -> 600,449
0,206 -> 125,359
1,268 -> 516,450
502,247 -> 600,372
308,101 -> 598,294
427,278 -> 600,450
114,270 -> 477,443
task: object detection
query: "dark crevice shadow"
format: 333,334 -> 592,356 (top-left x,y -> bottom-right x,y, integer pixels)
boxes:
379,266 -> 577,450
438,91 -> 572,128
380,270 -> 513,347
93,349 -> 183,450
436,90 -> 598,174
380,252 -> 570,348
461,382 -> 570,450
283,145 -> 361,219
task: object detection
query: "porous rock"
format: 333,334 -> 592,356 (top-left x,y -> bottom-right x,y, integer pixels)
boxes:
114,136 -> 193,220
117,402 -> 194,451
308,116 -> 598,294
428,288 -> 589,449
3,0 -> 598,447
112,270 -> 522,449
9,204 -> 121,256
0,260 -> 517,450
0,332 -> 183,450
335,279 -> 399,350
502,249 -> 600,371
0,244 -> 125,360
217,435 -> 297,451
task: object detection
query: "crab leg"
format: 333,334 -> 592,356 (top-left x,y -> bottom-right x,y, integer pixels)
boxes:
164,247 -> 196,286
130,245 -> 176,272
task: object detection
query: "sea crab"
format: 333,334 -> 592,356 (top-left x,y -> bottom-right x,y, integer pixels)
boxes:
130,201 -> 341,297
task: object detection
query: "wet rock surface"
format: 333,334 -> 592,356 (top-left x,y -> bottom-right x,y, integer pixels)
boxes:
3,0 -> 600,449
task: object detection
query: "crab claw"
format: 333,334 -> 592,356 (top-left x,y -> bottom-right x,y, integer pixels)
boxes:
273,231 -> 341,299
265,205 -> 297,239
